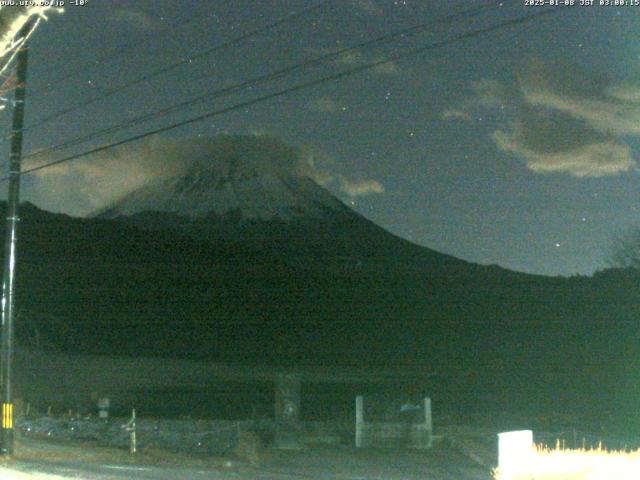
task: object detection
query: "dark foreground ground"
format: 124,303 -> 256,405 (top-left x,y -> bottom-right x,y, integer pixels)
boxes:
5,412 -> 639,480
2,430 -> 493,480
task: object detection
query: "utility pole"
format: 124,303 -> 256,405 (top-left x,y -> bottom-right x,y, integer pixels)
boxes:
0,18 -> 33,456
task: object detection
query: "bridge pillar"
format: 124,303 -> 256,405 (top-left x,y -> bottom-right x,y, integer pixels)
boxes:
274,372 -> 302,449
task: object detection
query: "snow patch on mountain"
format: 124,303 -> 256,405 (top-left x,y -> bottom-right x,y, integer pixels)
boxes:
95,135 -> 348,221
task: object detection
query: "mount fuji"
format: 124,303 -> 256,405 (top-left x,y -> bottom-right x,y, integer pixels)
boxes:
95,135 -> 348,222
96,161 -> 349,223
92,135 -> 466,265
5,136 -> 636,421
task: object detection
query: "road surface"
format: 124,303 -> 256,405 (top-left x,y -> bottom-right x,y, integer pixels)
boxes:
1,444 -> 493,480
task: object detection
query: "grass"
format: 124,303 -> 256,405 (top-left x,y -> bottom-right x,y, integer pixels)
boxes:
2,432 -> 230,469
494,441 -> 640,480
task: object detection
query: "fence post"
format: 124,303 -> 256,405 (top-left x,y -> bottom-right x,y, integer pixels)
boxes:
274,373 -> 302,449
130,409 -> 136,454
424,397 -> 432,448
122,408 -> 137,454
355,395 -> 364,448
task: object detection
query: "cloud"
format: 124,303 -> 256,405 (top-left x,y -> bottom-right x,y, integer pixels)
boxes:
354,0 -> 383,16
521,84 -> 640,137
470,79 -> 511,107
24,134 -> 383,216
442,109 -> 471,121
110,8 -> 159,32
335,50 -> 361,67
605,82 -> 640,103
492,130 -> 634,178
308,47 -> 396,76
446,61 -> 639,178
338,176 -> 385,197
301,151 -> 334,187
308,96 -> 338,113
24,136 -> 186,216
372,60 -> 398,76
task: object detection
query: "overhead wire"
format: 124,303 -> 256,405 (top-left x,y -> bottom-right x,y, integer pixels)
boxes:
17,0 -> 331,138
0,16 -> 42,79
12,7 -> 566,180
21,1 -> 499,162
31,7 -> 219,89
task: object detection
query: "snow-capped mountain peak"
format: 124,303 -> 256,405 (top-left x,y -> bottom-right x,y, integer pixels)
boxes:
94,135 -> 347,222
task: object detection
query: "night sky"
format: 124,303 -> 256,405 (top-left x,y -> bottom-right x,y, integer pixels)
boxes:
1,0 -> 638,277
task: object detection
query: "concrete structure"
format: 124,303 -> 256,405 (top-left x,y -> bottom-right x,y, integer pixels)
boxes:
497,430 -> 533,479
12,349 -> 438,449
274,373 -> 302,449
355,395 -> 432,449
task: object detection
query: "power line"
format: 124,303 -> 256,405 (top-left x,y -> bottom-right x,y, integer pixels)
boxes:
32,8 -> 214,89
19,0 -> 331,136
14,7 -> 564,180
22,1 -> 498,161
19,7 -> 562,177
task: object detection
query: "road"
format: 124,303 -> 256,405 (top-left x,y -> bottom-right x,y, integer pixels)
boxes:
1,446 -> 493,480
2,460 -> 298,480
2,430 -> 495,480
